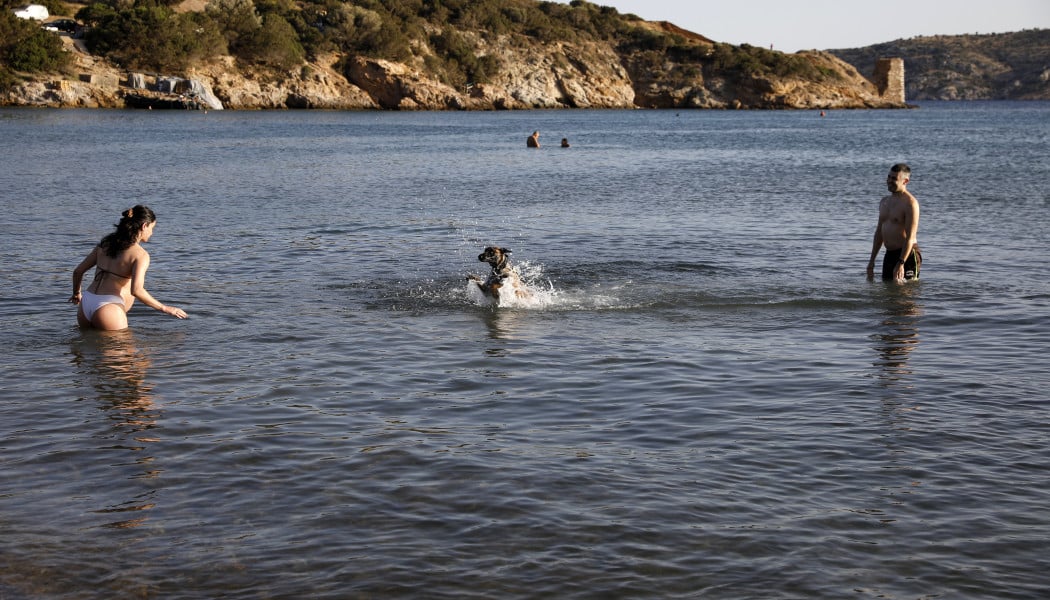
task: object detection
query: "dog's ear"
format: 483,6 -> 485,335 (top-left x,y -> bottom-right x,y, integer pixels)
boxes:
501,247 -> 512,254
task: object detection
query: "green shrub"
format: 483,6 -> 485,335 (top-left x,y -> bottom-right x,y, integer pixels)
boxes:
0,9 -> 71,74
79,3 -> 226,71
426,28 -> 500,86
701,42 -> 841,81
0,67 -> 18,93
206,0 -> 261,51
238,13 -> 304,69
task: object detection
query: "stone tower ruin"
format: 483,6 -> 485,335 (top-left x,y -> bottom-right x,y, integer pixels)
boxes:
874,58 -> 905,104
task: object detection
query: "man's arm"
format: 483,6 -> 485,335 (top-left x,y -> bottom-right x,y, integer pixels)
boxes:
893,195 -> 920,281
899,195 -> 920,263
866,202 -> 886,280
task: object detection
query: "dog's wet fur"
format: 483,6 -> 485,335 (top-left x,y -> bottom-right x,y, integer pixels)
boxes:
468,246 -> 532,304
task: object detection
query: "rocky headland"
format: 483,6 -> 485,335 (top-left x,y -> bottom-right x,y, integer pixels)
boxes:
3,31 -> 901,111
8,0 -> 1023,110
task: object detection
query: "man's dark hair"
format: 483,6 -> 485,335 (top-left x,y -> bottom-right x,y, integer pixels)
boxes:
891,163 -> 911,175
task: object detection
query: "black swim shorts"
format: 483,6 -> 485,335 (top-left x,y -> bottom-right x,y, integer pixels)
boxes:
882,246 -> 922,281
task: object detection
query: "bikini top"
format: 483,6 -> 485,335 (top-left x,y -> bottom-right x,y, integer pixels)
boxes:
93,265 -> 132,283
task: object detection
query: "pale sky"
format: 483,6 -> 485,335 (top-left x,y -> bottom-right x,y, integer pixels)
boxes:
553,0 -> 1050,53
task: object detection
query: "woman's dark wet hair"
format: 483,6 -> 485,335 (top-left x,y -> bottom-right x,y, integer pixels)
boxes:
99,205 -> 156,258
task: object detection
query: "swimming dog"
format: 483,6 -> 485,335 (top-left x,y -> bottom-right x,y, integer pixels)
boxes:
469,246 -> 532,304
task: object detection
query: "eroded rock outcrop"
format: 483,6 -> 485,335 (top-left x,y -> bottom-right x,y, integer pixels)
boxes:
478,38 -> 635,109
343,55 -> 462,110
201,55 -> 376,109
337,36 -> 636,111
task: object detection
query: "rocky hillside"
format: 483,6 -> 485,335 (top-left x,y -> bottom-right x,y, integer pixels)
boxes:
830,29 -> 1050,100
2,0 -> 905,110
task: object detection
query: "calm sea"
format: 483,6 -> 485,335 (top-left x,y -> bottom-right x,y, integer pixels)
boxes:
1,102 -> 1049,599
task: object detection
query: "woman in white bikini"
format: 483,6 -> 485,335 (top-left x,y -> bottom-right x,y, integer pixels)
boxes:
70,205 -> 188,330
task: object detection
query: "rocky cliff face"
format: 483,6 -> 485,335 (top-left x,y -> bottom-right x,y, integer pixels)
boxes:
206,55 -> 377,109
472,37 -> 636,109
830,29 -> 1050,101
3,16 -> 906,110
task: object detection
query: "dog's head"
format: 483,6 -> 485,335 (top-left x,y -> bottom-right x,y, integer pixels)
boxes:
478,246 -> 512,271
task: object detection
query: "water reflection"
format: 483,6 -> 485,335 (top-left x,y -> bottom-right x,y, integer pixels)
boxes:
69,329 -> 161,528
71,329 -> 157,431
479,307 -> 526,345
871,284 -> 923,384
870,285 -> 925,520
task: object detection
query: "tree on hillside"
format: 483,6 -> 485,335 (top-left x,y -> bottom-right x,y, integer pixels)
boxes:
77,2 -> 226,71
237,12 -> 304,69
207,0 -> 261,53
0,9 -> 71,90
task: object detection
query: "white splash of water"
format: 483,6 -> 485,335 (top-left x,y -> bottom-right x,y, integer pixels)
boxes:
464,259 -> 624,310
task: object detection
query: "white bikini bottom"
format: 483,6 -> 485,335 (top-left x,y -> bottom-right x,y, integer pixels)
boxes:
81,290 -> 125,321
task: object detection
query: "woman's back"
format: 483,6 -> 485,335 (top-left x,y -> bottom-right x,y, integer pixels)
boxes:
88,245 -> 141,297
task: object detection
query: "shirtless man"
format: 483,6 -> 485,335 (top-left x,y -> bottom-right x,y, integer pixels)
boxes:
867,163 -> 921,282
527,131 -> 540,148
